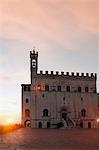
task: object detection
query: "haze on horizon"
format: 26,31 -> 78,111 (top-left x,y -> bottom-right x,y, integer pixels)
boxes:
0,0 -> 99,125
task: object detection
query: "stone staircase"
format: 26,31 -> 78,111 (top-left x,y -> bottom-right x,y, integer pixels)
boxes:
57,117 -> 75,129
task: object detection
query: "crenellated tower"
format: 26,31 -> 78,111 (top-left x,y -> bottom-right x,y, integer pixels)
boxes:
30,50 -> 38,83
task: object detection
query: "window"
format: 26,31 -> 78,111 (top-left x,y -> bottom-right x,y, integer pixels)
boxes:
66,86 -> 70,92
43,109 -> 48,117
81,109 -> 86,117
38,122 -> 42,128
32,59 -> 36,68
42,94 -> 44,98
78,86 -> 81,92
85,86 -> 88,92
36,84 -> 42,91
52,86 -> 56,91
24,86 -> 26,91
28,86 -> 30,91
45,85 -> 49,91
62,113 -> 67,120
26,98 -> 29,103
25,109 -> 30,117
57,85 -> 61,91
47,122 -> 50,128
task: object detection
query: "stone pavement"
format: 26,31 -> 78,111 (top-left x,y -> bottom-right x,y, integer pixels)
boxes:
0,128 -> 99,150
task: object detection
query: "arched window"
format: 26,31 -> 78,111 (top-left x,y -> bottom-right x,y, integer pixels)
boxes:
57,85 -> 61,91
85,86 -> 89,92
61,113 -> 67,120
81,109 -> 86,117
66,86 -> 70,92
80,122 -> 83,128
38,122 -> 42,128
36,84 -> 42,91
43,109 -> 48,117
25,109 -> 30,117
78,86 -> 81,92
45,85 -> 49,91
32,59 -> 36,68
47,122 -> 50,128
26,98 -> 29,103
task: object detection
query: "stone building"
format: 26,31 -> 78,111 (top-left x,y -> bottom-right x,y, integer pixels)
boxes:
21,50 -> 98,128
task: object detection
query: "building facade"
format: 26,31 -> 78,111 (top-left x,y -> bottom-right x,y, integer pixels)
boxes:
21,50 -> 98,128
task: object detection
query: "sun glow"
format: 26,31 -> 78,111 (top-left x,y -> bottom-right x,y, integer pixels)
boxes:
5,119 -> 15,125
0,103 -> 21,125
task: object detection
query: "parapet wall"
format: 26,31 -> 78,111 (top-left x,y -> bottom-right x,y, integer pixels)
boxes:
37,70 -> 97,79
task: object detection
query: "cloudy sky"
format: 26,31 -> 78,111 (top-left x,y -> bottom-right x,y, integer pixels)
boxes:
0,0 -> 99,124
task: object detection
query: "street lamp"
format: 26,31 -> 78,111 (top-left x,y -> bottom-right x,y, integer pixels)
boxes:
96,118 -> 99,122
96,118 -> 99,128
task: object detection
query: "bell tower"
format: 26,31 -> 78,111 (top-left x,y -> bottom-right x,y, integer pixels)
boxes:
30,50 -> 38,83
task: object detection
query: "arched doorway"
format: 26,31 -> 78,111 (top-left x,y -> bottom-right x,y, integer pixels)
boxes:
60,105 -> 68,120
61,113 -> 67,120
38,122 -> 42,128
80,122 -> 83,128
81,109 -> 86,117
88,122 -> 91,128
43,109 -> 48,117
24,120 -> 31,127
47,122 -> 50,128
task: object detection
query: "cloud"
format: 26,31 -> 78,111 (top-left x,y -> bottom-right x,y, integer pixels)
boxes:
0,0 -> 98,46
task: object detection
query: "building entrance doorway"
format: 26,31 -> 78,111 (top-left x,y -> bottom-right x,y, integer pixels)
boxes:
61,113 -> 67,120
24,120 -> 31,127
88,122 -> 91,128
80,122 -> 83,128
38,122 -> 42,128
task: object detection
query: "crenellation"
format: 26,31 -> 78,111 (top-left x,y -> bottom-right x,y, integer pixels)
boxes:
91,73 -> 94,77
37,70 -> 97,79
40,70 -> 43,74
95,73 -> 97,79
66,72 -> 69,76
56,71 -> 59,75
81,73 -> 84,76
45,71 -> 48,74
76,72 -> 79,76
71,72 -> 74,76
61,72 -> 64,75
51,71 -> 53,75
30,50 -> 38,57
86,73 -> 89,77
33,50 -> 38,54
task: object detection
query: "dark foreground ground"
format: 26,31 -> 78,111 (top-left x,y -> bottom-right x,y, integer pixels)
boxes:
0,128 -> 99,150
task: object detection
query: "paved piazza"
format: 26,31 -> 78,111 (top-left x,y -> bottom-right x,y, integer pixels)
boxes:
0,128 -> 99,150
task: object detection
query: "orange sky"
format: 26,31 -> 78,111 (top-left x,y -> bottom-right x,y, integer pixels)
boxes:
0,0 -> 99,125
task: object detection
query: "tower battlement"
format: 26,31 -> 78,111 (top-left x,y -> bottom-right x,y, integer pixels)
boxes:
30,50 -> 96,80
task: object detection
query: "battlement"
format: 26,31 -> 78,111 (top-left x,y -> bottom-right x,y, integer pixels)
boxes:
30,50 -> 38,59
38,71 -> 97,79
30,50 -> 97,82
30,50 -> 38,55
